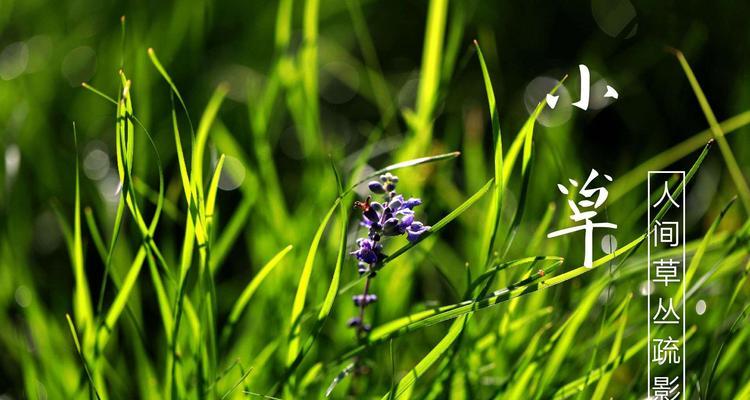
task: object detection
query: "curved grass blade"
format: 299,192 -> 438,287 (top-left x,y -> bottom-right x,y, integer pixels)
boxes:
473,40 -> 504,269
286,198 -> 341,365
674,196 -> 735,305
608,110 -> 750,203
280,160 -> 350,390
348,151 -> 460,193
672,48 -> 750,212
206,154 -> 226,221
501,78 -> 564,257
147,47 -> 194,134
380,314 -> 469,400
704,303 -> 750,398
220,245 -> 293,347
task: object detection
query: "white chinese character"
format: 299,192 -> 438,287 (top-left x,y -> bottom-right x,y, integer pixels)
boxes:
547,64 -> 618,110
653,181 -> 680,208
652,336 -> 681,365
653,220 -> 680,247
547,169 -> 617,267
653,297 -> 680,324
653,259 -> 680,286
653,376 -> 680,400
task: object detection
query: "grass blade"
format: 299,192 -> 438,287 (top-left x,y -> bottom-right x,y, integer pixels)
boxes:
220,245 -> 293,347
672,49 -> 750,212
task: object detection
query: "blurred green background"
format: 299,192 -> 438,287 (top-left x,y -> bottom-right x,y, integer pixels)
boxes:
1,0 -> 749,398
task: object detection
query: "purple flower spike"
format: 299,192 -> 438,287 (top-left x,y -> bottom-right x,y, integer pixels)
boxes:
349,173 -> 429,336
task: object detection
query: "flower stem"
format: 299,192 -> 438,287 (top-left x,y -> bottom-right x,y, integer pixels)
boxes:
355,274 -> 373,340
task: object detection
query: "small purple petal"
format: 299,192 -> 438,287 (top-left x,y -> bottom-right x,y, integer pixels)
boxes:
403,197 -> 422,209
406,222 -> 430,242
368,181 -> 386,194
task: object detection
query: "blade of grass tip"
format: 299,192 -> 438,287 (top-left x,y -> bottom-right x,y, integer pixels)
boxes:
380,314 -> 469,400
672,48 -> 750,212
66,314 -> 101,400
501,80 -> 564,258
674,196 -> 736,305
287,198 -> 341,365
81,83 -> 117,105
206,154 -> 225,223
347,151 -> 460,193
193,84 -> 229,200
119,15 -> 125,68
220,367 -> 254,400
474,40 -> 504,269
147,47 -> 194,134
220,245 -> 293,347
171,101 -> 194,206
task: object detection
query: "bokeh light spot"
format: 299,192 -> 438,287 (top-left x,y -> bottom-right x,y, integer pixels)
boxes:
218,156 -> 246,191
524,76 -> 572,127
62,46 -> 96,86
0,42 -> 29,80
696,299 -> 707,315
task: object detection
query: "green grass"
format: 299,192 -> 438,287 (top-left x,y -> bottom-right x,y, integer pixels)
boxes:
1,1 -> 750,399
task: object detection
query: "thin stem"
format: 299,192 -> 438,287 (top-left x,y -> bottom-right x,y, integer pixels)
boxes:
356,274 -> 373,340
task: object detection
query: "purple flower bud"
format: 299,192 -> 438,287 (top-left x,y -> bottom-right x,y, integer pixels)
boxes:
406,222 -> 430,242
403,197 -> 422,209
388,196 -> 403,211
398,212 -> 414,228
357,262 -> 369,276
352,294 -> 378,306
368,181 -> 386,194
382,217 -> 403,236
363,207 -> 379,223
347,316 -> 362,328
351,238 -> 382,264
